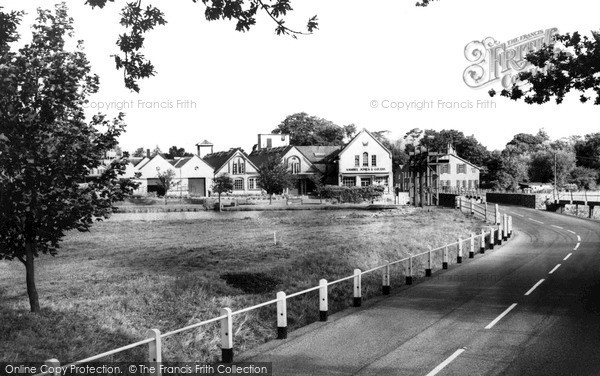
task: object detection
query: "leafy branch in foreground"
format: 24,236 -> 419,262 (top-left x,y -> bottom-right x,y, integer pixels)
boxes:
490,31 -> 600,105
83,0 -> 319,92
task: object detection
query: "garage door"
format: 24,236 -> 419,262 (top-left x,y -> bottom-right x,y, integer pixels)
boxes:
188,178 -> 206,197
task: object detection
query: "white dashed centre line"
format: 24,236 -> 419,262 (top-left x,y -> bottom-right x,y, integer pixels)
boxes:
485,303 -> 518,330
574,243 -> 580,250
425,348 -> 467,376
567,230 -> 576,234
549,264 -> 561,274
525,279 -> 545,296
564,253 -> 572,261
577,235 -> 581,242
510,212 -> 524,217
529,218 -> 544,224
551,225 -> 563,229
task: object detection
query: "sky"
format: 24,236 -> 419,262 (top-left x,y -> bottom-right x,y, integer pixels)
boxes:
3,0 -> 600,155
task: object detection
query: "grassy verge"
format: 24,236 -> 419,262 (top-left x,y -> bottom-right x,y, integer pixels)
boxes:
1,207 -> 485,364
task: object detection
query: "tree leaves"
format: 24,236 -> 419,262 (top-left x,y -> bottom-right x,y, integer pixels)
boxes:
500,30 -> 600,105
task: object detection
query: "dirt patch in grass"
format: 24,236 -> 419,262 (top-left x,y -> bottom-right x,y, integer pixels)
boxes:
0,207 -> 486,363
220,272 -> 281,294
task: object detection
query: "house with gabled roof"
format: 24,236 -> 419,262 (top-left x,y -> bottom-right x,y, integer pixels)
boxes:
332,129 -> 393,192
173,155 -> 215,197
202,148 -> 261,195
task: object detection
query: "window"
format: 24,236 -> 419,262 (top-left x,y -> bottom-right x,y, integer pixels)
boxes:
441,164 -> 450,174
342,176 -> 356,187
468,180 -> 473,188
371,155 -> 377,167
248,178 -> 256,190
361,178 -> 372,187
234,178 -> 244,190
457,164 -> 466,174
474,180 -> 479,188
355,155 -> 360,167
289,157 -> 301,174
266,138 -> 272,148
232,157 -> 244,175
363,152 -> 369,167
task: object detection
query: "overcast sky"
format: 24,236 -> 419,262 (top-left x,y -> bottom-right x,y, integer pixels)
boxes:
4,0 -> 600,154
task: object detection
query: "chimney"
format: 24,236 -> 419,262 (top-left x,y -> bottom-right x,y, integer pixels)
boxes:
146,148 -> 150,158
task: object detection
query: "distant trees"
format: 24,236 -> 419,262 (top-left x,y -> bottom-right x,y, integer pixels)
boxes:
256,156 -> 295,204
132,147 -> 145,157
165,146 -> 193,159
272,112 -> 356,146
212,174 -> 234,211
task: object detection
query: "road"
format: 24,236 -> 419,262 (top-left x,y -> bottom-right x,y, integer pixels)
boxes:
243,206 -> 600,375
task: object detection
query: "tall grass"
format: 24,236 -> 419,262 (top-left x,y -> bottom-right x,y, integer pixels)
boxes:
0,207 -> 484,363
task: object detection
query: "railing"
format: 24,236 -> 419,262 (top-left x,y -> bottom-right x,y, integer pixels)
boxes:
37,212 -> 514,375
553,190 -> 600,204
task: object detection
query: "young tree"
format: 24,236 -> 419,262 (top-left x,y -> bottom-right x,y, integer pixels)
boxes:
308,173 -> 325,204
212,174 -> 234,211
0,4 -> 138,312
257,156 -> 295,204
156,169 -> 178,204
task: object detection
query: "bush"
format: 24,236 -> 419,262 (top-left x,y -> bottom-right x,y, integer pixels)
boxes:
321,185 -> 385,203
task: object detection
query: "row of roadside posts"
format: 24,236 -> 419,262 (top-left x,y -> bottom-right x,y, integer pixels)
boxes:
39,198 -> 514,375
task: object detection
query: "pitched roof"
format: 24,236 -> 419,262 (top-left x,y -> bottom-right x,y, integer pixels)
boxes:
248,146 -> 293,168
295,146 -> 343,164
337,129 -> 392,158
202,148 -> 256,172
196,140 -> 213,146
173,156 -> 193,168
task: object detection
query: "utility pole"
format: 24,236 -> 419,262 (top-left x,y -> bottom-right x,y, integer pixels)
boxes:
419,146 -> 424,208
554,152 -> 558,202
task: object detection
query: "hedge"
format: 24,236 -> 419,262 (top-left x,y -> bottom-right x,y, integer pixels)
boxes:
321,185 -> 386,204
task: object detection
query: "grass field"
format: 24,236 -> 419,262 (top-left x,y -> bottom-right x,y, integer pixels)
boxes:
0,207 -> 485,364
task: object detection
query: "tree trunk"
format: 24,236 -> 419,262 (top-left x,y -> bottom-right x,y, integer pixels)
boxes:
25,242 -> 40,313
269,194 -> 272,205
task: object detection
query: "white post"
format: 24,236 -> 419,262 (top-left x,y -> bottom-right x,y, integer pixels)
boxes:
470,199 -> 474,215
382,260 -> 391,295
45,359 -> 61,376
220,307 -> 233,363
489,227 -> 495,249
484,202 -> 488,221
497,224 -> 503,245
495,204 -> 500,224
426,246 -> 433,277
273,231 -> 277,245
406,256 -> 413,285
455,196 -> 460,209
503,214 -> 508,240
457,238 -> 463,263
353,269 -> 362,307
480,228 -> 485,253
443,246 -> 449,269
146,329 -> 162,376
508,216 -> 513,236
319,279 -> 328,321
276,291 -> 287,339
469,233 -> 475,258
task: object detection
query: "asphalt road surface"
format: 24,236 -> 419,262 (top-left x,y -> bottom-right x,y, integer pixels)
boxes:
244,206 -> 600,376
